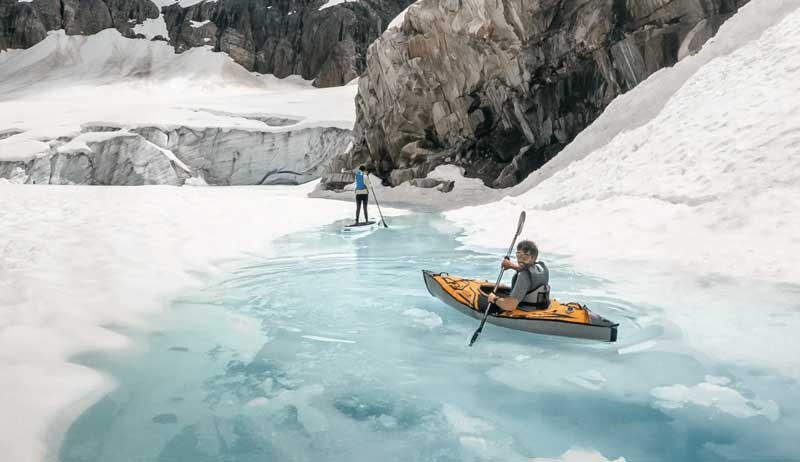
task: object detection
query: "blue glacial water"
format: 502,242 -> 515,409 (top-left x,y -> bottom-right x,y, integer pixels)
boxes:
59,214 -> 799,462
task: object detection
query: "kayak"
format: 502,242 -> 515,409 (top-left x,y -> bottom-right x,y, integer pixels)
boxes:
422,270 -> 618,342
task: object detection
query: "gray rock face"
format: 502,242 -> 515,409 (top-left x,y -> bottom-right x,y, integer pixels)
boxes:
318,171 -> 354,190
0,125 -> 351,185
0,0 -> 158,49
1,0 -> 414,88
104,0 -> 160,37
0,0 -> 57,49
334,0 -> 749,187
163,0 -> 413,87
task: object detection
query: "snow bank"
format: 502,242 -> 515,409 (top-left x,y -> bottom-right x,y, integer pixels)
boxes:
0,182 -> 353,462
445,1 -> 800,376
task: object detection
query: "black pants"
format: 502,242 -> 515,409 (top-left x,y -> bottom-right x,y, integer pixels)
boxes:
356,194 -> 369,222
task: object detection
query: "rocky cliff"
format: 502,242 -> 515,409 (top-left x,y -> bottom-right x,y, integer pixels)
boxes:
164,0 -> 413,87
0,0 -> 159,47
332,0 -> 749,188
0,0 -> 414,87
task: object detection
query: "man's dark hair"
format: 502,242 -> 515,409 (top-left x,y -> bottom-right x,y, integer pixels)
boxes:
517,240 -> 538,260
358,165 -> 366,171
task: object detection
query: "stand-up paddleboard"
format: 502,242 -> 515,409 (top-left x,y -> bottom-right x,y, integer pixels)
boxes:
343,220 -> 378,232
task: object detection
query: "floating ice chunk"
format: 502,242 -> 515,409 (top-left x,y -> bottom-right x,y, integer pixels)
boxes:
567,369 -> 608,391
376,414 -> 398,430
272,384 -> 328,432
651,381 -> 780,422
246,397 -> 268,406
618,340 -> 658,355
705,375 -> 731,386
442,404 -> 493,434
532,447 -> 626,462
302,335 -> 355,344
443,404 -> 524,459
403,308 -> 442,329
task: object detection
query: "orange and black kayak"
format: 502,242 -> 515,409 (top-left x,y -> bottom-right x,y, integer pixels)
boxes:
423,270 -> 618,342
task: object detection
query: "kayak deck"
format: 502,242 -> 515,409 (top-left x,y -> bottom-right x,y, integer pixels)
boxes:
423,270 -> 618,342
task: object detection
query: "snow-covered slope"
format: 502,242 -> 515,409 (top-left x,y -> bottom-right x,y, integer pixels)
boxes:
508,0 -> 800,196
448,0 -> 800,284
447,0 -> 800,377
0,30 -> 357,185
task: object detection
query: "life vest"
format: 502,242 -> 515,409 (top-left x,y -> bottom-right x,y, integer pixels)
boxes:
512,262 -> 550,310
354,170 -> 368,193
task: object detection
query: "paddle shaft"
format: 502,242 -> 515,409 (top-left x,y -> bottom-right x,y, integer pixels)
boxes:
368,177 -> 388,228
469,211 -> 526,346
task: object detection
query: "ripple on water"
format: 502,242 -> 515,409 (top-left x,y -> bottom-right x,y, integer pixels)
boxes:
60,214 -> 800,462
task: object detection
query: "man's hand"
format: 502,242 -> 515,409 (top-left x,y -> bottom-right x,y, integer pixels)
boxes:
487,293 -> 498,304
501,257 -> 516,271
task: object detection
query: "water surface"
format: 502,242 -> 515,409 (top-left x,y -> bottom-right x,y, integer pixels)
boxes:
60,214 -> 799,462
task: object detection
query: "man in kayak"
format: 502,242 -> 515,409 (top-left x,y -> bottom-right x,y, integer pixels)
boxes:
487,240 -> 550,312
354,164 -> 370,224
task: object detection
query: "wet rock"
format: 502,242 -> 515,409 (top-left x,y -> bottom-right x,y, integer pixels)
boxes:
319,171 -> 355,191
389,167 -> 417,186
437,180 -> 454,193
409,178 -> 440,188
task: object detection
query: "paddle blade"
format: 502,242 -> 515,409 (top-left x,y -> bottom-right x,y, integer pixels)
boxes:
515,210 -> 526,237
468,327 -> 482,347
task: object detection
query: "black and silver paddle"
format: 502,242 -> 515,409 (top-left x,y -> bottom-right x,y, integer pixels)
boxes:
468,210 -> 526,347
368,176 -> 389,228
